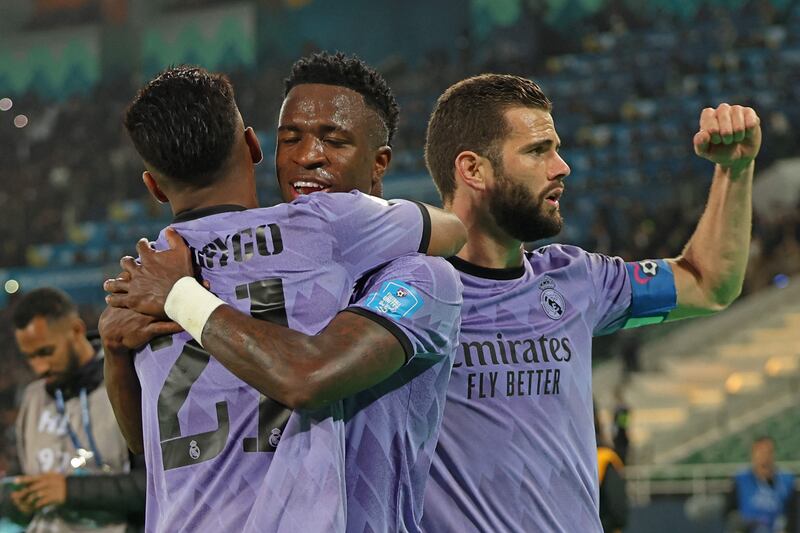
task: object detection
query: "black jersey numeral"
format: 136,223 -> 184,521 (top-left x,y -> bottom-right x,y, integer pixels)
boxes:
155,277 -> 293,470
235,278 -> 292,453
158,340 -> 230,470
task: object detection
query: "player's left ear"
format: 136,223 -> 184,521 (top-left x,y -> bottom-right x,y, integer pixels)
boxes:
455,151 -> 488,193
244,127 -> 263,165
142,171 -> 169,204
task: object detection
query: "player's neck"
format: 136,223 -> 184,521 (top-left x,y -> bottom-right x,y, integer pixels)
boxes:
456,235 -> 524,269
169,177 -> 259,215
452,203 -> 524,269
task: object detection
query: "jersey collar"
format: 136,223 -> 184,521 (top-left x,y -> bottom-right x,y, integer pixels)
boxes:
447,255 -> 526,280
172,204 -> 248,223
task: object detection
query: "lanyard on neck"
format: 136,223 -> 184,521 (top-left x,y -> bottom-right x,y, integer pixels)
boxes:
54,388 -> 104,468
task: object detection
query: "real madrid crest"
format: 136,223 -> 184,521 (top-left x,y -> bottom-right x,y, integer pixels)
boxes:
538,276 -> 565,320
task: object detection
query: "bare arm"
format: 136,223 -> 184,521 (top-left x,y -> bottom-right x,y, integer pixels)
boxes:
664,104 -> 760,320
418,202 -> 467,257
103,236 -> 409,409
201,307 -> 407,410
103,350 -> 144,455
102,206 -> 457,409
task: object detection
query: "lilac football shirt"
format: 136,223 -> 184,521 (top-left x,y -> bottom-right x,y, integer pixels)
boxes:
133,191 -> 430,532
342,253 -> 462,532
422,244 -> 676,533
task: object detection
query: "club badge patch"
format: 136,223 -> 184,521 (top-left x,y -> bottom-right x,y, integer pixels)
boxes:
365,280 -> 423,320
539,276 -> 566,320
633,260 -> 659,284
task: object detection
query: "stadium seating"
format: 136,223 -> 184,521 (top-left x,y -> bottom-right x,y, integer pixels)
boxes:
680,405 -> 800,464
595,282 -> 800,465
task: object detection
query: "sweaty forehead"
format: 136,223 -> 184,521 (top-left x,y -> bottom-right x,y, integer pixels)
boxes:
503,107 -> 559,144
280,83 -> 371,131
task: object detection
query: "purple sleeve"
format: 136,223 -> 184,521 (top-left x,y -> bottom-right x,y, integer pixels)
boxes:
584,252 -> 633,336
309,191 -> 430,279
345,255 -> 462,364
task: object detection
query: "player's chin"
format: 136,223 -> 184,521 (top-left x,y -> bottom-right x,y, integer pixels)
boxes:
543,213 -> 564,236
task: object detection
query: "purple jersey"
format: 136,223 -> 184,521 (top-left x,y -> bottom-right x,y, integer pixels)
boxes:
422,245 -> 676,533
133,191 -> 430,532
342,254 -> 462,532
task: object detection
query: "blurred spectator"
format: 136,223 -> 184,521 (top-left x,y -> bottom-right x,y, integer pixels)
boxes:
595,401 -> 629,533
620,331 -> 642,378
612,385 -> 632,464
725,436 -> 798,533
1,288 -> 145,532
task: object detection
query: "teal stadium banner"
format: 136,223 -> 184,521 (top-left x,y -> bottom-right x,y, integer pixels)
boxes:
141,2 -> 256,77
259,0 -> 468,66
470,0 -> 523,39
0,27 -> 100,99
470,0 -> 787,30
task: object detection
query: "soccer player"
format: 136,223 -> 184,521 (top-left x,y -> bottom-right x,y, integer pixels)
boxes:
279,53 -> 463,531
105,53 -> 464,532
420,74 -> 759,532
99,66 -> 463,531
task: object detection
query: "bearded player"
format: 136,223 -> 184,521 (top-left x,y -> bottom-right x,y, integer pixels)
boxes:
420,74 -> 759,532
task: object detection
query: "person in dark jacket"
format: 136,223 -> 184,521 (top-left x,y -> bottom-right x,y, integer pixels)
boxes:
596,401 -> 629,532
612,384 -> 631,463
3,288 -> 145,532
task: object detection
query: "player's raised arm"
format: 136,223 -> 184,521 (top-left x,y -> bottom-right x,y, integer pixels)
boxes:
664,104 -> 759,320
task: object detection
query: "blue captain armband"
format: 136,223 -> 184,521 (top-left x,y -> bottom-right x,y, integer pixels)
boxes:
622,259 -> 677,329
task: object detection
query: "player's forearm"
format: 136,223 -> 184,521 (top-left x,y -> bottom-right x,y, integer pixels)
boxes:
677,161 -> 753,309
201,306 -> 404,410
103,351 -> 145,454
201,306 -> 332,409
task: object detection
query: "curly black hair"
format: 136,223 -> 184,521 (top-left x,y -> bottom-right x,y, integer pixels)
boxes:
124,65 -> 240,187
284,52 -> 399,146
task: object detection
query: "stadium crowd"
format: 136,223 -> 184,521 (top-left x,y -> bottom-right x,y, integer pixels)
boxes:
0,0 -> 798,528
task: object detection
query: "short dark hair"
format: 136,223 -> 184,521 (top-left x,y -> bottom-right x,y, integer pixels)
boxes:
425,74 -> 552,203
284,52 -> 399,146
12,288 -> 77,329
124,65 -> 240,187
